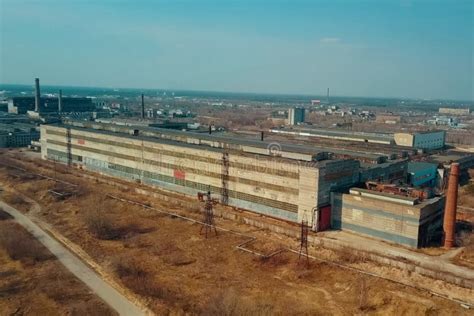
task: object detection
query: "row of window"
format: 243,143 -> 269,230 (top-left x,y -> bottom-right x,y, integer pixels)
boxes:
46,148 -> 298,213
46,129 -> 300,178
46,138 -> 299,194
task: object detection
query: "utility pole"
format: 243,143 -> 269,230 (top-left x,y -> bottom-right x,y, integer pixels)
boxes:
200,191 -> 218,238
299,220 -> 309,265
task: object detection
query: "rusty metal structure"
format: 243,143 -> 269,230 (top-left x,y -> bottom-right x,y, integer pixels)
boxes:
365,181 -> 432,201
221,152 -> 229,205
200,191 -> 218,238
299,220 -> 309,263
443,163 -> 459,249
66,127 -> 72,167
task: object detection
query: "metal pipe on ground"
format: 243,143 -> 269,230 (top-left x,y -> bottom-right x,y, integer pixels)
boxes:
443,163 -> 459,249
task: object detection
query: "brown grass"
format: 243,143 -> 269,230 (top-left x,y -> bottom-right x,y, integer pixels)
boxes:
0,219 -> 115,315
201,288 -> 274,316
1,153 -> 473,315
2,193 -> 29,210
83,207 -> 119,240
337,246 -> 368,264
113,256 -> 175,300
0,221 -> 53,264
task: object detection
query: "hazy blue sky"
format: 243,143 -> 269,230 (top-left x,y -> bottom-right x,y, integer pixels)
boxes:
0,0 -> 472,100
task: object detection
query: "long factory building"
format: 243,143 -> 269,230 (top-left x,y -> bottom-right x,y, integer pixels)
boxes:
40,122 -> 364,227
41,121 -> 414,225
39,121 -> 450,249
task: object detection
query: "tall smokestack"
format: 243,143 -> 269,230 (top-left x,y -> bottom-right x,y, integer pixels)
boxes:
58,89 -> 62,113
34,78 -> 40,112
327,87 -> 330,104
141,94 -> 145,119
443,163 -> 459,249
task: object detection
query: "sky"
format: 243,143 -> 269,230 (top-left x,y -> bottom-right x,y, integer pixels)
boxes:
0,0 -> 472,100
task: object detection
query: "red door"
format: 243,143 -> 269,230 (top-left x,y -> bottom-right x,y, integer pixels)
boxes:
319,205 -> 331,231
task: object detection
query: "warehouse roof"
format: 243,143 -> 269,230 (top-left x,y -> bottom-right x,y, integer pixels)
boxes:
62,119 -> 388,163
272,127 -> 394,142
47,123 -> 348,168
349,188 -> 442,208
407,162 -> 437,174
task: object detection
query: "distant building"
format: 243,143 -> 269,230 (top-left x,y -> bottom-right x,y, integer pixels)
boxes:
0,101 -> 8,112
439,108 -> 470,115
311,100 -> 321,106
288,107 -> 305,125
0,122 -> 40,148
8,96 -> 95,114
407,162 -> 437,187
267,117 -> 287,125
8,97 -> 36,114
376,114 -> 401,124
394,131 -> 445,149
331,188 -> 444,248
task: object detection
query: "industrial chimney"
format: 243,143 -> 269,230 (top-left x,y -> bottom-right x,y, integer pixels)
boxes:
58,89 -> 62,113
141,94 -> 145,119
34,78 -> 41,112
443,163 -> 459,249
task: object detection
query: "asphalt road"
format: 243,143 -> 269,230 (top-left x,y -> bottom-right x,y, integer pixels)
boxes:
0,201 -> 147,316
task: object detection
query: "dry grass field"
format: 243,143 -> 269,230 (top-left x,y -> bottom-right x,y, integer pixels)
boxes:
0,151 -> 472,315
0,209 -> 115,315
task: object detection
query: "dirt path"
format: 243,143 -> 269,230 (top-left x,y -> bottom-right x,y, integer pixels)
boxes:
0,201 -> 149,316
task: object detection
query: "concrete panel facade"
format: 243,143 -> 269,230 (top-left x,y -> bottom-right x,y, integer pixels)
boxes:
41,125 -> 361,227
331,189 -> 444,248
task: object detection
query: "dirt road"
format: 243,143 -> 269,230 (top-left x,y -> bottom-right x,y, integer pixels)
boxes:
0,201 -> 148,316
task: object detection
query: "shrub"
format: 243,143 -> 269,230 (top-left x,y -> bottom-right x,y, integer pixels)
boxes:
201,289 -> 274,316
0,222 -> 52,264
336,246 -> 367,264
83,208 -> 118,240
113,257 -> 147,278
113,256 -> 175,300
0,209 -> 13,221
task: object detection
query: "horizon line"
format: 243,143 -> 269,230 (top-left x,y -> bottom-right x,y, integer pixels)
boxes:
0,82 -> 473,103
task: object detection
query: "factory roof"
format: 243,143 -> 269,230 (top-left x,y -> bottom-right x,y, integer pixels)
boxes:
407,161 -> 437,173
409,130 -> 445,135
48,123 -> 347,168
62,119 -> 387,163
427,151 -> 474,165
0,122 -> 39,133
272,127 -> 393,142
349,187 -> 442,208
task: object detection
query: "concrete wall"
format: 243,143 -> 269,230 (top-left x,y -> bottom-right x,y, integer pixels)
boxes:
394,133 -> 414,147
394,131 -> 445,149
413,131 -> 445,149
359,160 -> 407,183
439,108 -> 470,115
41,125 -> 324,224
331,190 -> 444,248
408,162 -> 437,187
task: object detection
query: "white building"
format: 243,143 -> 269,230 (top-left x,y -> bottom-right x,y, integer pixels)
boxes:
394,131 -> 445,149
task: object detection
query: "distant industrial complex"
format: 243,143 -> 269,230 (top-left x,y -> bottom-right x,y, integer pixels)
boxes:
1,78 -> 473,251
38,118 -> 471,249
